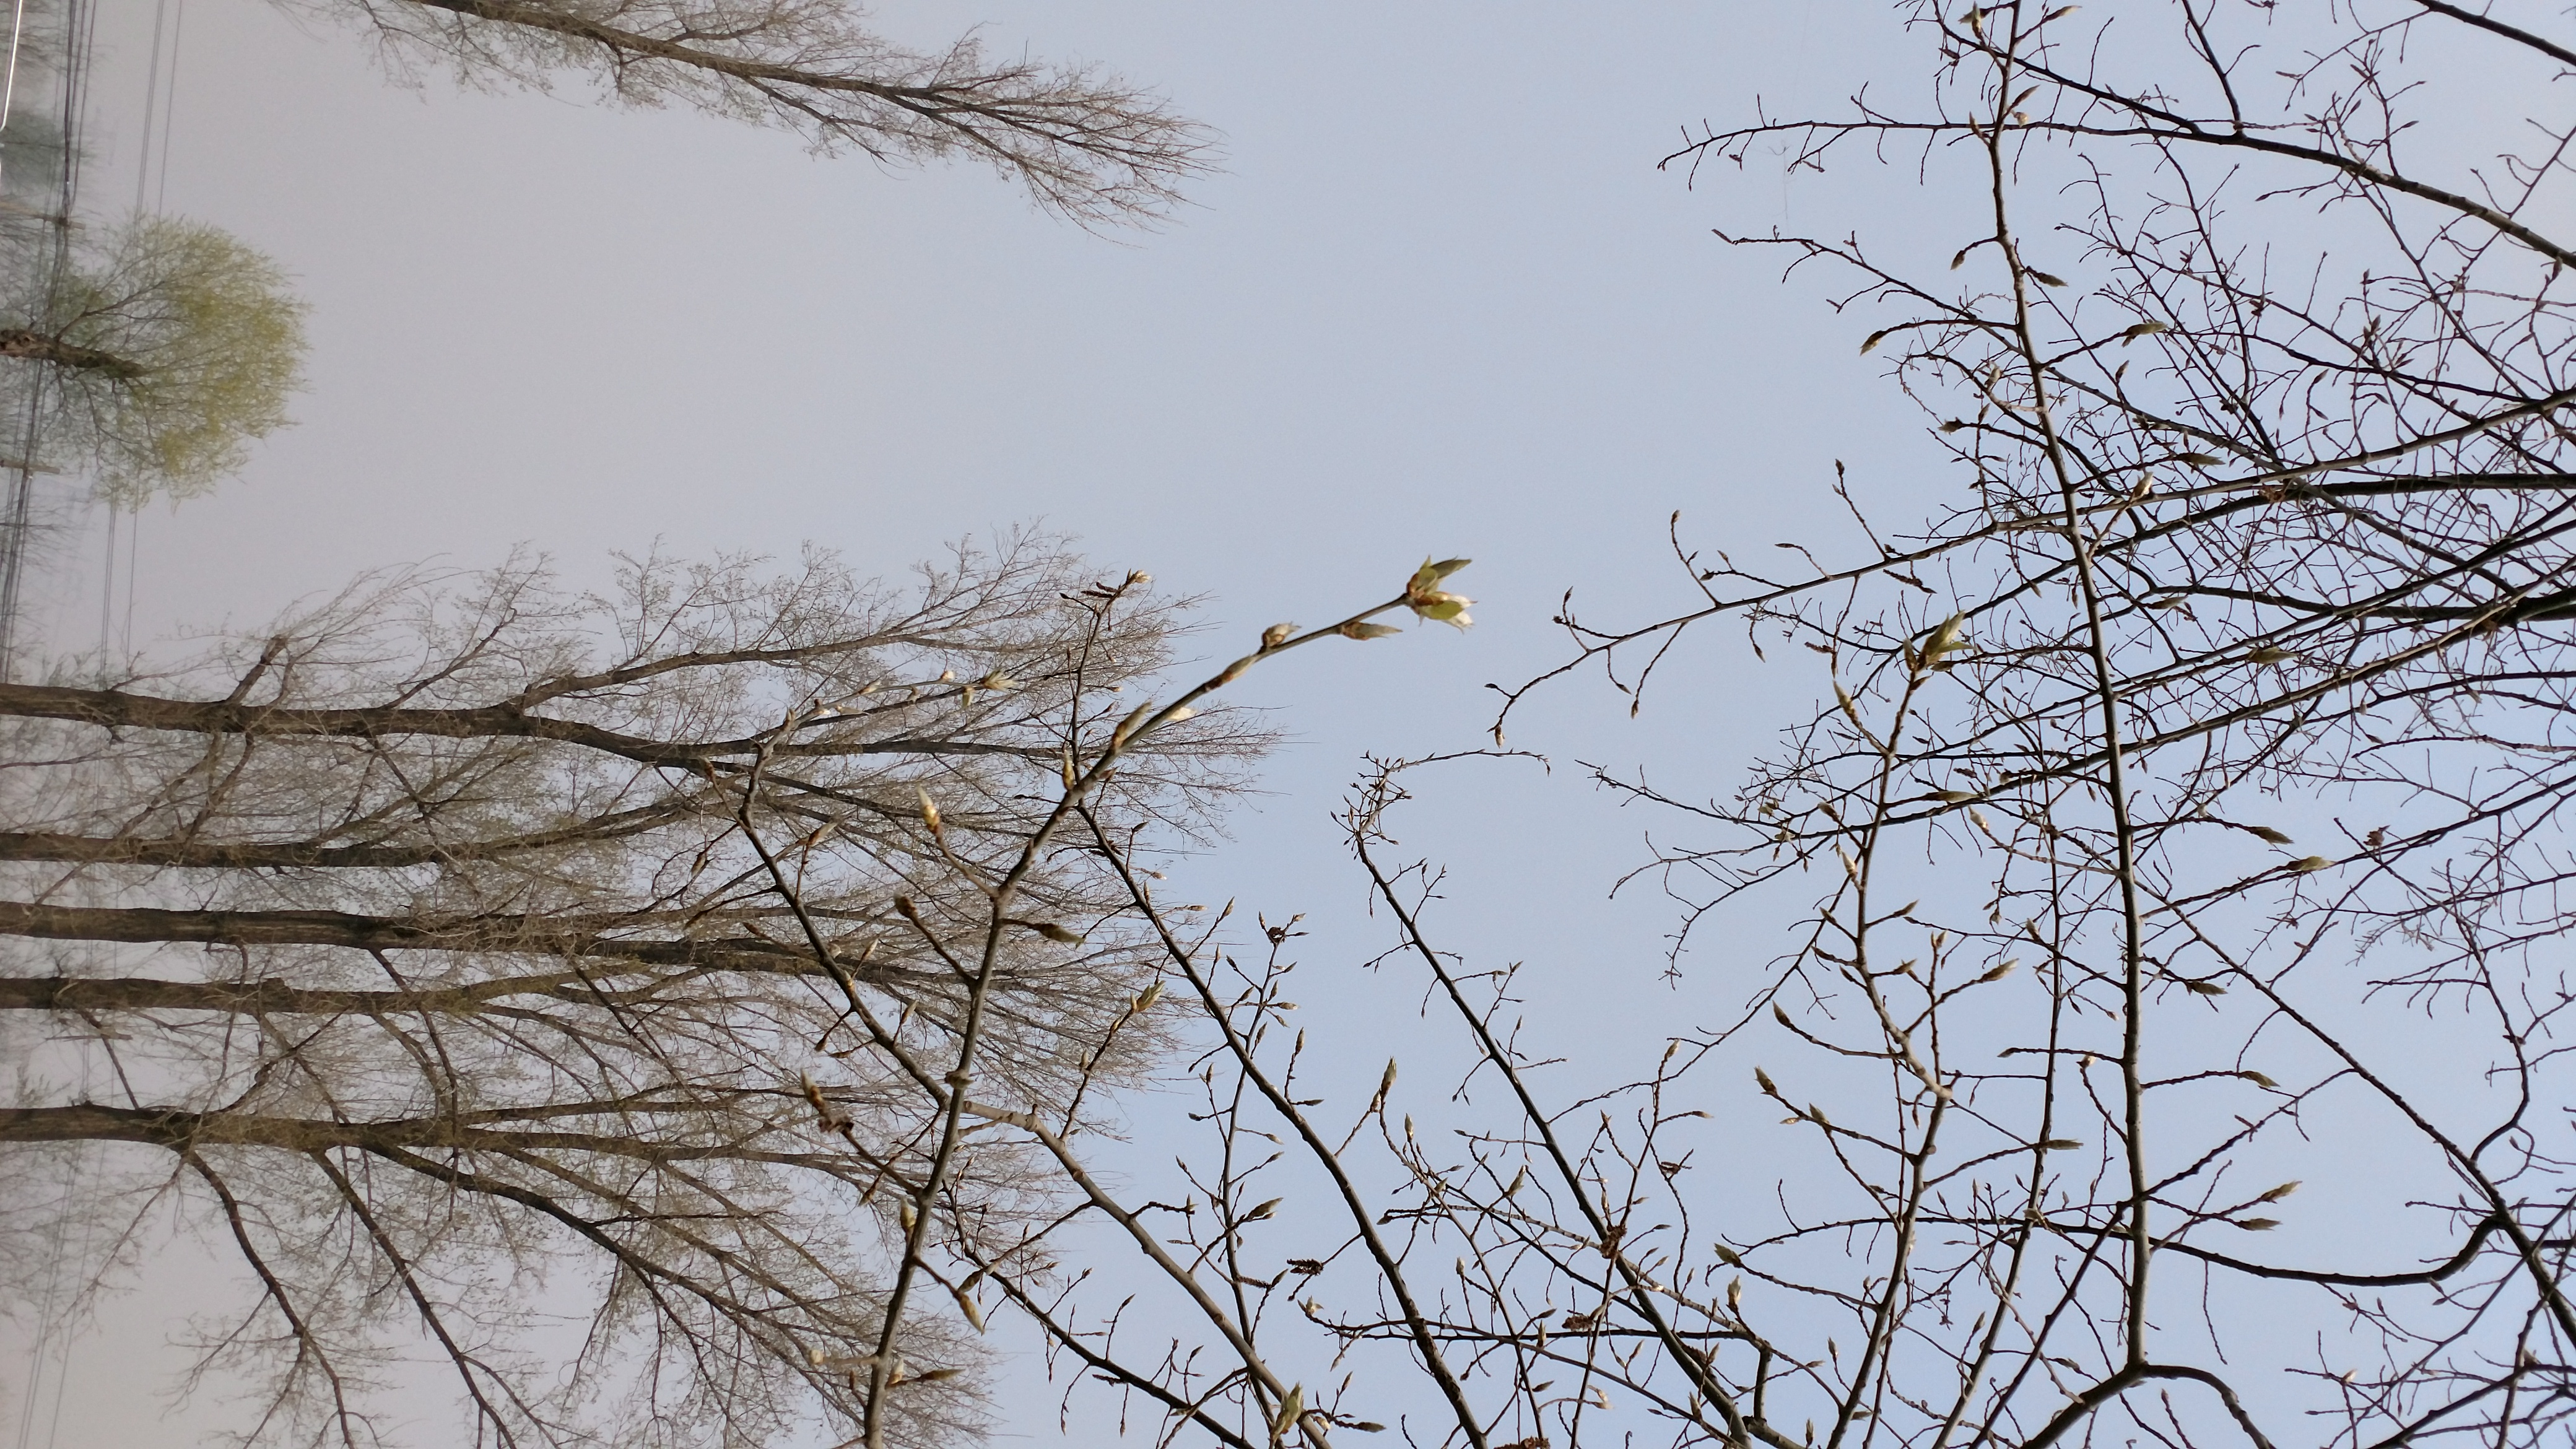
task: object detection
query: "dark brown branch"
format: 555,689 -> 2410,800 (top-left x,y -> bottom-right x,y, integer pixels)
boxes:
0,327 -> 146,378
0,902 -> 895,977
0,681 -> 1052,767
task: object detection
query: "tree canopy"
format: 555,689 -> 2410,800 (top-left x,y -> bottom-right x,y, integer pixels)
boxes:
0,534 -> 1271,1446
315,0 -> 1217,225
2,214 -> 308,505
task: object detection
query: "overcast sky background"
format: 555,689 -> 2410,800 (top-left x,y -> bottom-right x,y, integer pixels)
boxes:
5,2 -> 1978,1443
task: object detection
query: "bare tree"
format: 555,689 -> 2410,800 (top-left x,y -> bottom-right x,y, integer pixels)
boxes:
0,532 -> 1276,1447
838,6 -> 2576,1449
295,0 -> 1217,226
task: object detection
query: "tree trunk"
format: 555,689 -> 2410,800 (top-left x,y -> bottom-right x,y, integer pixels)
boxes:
0,327 -> 146,379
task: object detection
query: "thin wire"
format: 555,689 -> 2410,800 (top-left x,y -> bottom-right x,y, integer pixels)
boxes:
131,0 -> 165,215
120,496 -> 132,653
94,498 -> 108,651
112,0 -> 179,659
10,1167 -> 74,1449
7,6 -> 98,1422
152,0 -> 179,216
98,0 -> 169,656
33,1120 -> 92,1449
0,0 -> 94,679
0,0 -> 30,193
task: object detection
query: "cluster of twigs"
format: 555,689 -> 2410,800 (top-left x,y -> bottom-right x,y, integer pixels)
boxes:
929,5 -> 2576,1449
323,0 -> 1216,225
0,533 -> 1267,1447
13,6 -> 2575,1449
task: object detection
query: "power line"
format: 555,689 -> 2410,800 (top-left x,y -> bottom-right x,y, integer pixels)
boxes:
102,0 -> 172,658
3,16 -> 100,1432
152,0 -> 178,216
0,0 -> 94,681
128,0 -> 159,215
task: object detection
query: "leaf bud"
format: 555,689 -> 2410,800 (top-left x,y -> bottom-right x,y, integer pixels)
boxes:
1110,700 -> 1157,750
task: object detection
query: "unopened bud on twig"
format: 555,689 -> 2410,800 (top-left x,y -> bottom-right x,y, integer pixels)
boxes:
1110,700 -> 1156,751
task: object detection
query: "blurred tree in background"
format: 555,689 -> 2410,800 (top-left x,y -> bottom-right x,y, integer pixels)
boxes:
311,0 -> 1217,226
2,213 -> 307,505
